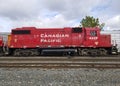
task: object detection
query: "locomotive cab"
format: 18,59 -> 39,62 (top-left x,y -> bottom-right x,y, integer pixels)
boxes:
83,27 -> 100,47
78,27 -> 114,56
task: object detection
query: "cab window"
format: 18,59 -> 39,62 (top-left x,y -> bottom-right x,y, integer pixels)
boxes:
90,31 -> 97,36
12,30 -> 31,35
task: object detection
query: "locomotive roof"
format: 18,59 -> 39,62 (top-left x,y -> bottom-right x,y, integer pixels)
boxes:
13,27 -> 100,30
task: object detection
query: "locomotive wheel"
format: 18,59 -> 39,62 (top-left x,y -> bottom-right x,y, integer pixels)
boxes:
78,48 -> 82,56
22,50 -> 30,56
30,49 -> 40,56
13,49 -> 21,56
81,49 -> 89,56
13,49 -> 29,56
14,49 -> 39,56
99,48 -> 107,56
90,49 -> 100,56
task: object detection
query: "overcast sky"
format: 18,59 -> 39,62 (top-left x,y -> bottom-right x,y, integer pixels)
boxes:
0,0 -> 120,32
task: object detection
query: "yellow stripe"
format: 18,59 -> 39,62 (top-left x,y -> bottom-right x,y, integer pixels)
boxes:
8,35 -> 11,46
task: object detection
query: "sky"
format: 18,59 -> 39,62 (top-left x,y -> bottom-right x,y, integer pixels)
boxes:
0,0 -> 120,32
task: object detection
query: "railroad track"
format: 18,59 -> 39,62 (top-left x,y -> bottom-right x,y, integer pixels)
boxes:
0,56 -> 120,68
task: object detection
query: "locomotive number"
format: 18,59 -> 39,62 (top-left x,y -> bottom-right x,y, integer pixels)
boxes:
89,37 -> 98,40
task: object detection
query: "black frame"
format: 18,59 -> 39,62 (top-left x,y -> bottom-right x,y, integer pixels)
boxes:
12,30 -> 31,35
72,27 -> 82,33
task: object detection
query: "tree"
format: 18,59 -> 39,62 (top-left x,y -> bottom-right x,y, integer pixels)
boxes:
80,16 -> 105,30
99,23 -> 105,30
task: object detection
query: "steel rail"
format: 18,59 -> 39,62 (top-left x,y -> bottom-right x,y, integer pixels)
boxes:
0,62 -> 120,68
0,56 -> 120,68
0,57 -> 120,62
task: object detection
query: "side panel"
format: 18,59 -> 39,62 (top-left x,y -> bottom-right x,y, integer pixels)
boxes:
9,28 -> 37,48
71,27 -> 84,47
71,33 -> 83,46
9,28 -> 73,48
9,35 -> 38,48
38,29 -> 71,47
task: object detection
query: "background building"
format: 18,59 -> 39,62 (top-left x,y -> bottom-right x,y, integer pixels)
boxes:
101,30 -> 120,52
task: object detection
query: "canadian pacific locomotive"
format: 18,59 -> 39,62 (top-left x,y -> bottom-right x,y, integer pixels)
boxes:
0,27 -> 118,56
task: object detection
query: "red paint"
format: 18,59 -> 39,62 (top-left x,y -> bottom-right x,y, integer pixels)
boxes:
0,36 -> 3,47
8,27 -> 112,48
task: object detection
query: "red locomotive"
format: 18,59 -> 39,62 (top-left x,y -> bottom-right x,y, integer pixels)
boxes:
6,27 -> 118,56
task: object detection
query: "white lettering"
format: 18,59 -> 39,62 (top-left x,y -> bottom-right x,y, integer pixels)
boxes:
40,33 -> 69,43
40,39 -> 61,43
89,37 -> 98,40
40,34 -> 69,38
41,34 -> 44,37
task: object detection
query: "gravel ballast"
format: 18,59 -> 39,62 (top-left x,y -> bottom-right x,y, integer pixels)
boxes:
0,68 -> 120,86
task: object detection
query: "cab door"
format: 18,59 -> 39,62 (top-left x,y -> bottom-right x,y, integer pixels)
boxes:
71,28 -> 83,46
84,29 -> 99,47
